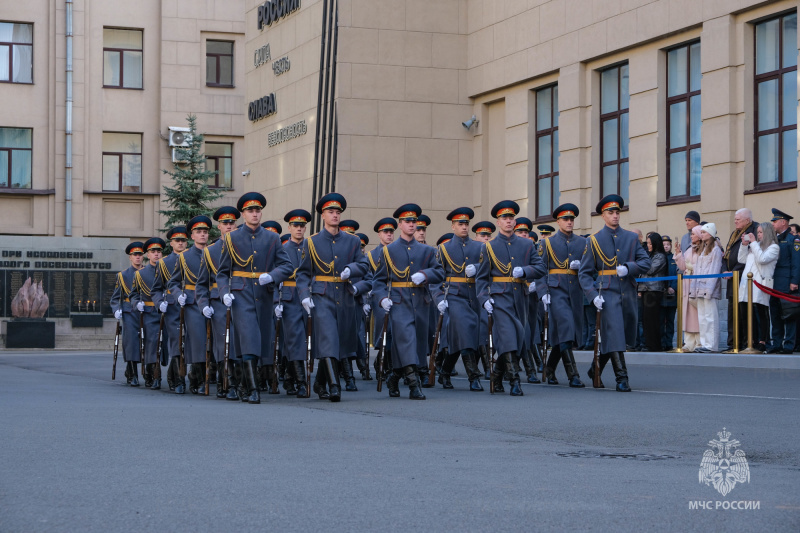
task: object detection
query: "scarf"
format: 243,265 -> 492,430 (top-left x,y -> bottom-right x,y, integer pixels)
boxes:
723,226 -> 747,261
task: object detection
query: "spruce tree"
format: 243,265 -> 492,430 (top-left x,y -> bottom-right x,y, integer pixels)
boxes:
159,114 -> 223,252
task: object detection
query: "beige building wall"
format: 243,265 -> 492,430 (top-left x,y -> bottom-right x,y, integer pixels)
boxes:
0,0 -> 247,240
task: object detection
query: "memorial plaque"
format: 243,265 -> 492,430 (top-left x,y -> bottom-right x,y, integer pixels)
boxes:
101,271 -> 119,318
48,271 -> 70,318
0,271 -> 5,317
5,270 -> 26,317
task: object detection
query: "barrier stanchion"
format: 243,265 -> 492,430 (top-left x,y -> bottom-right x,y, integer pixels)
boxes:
740,272 -> 760,354
668,273 -> 683,353
723,270 -> 740,354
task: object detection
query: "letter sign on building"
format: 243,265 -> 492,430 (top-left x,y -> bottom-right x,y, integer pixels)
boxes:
248,94 -> 278,122
257,0 -> 301,30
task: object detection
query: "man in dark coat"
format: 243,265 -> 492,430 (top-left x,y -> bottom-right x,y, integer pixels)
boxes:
579,195 -> 650,392
721,208 -> 758,350
373,204 -> 445,400
368,217 -> 397,381
475,200 -> 546,397
130,238 -> 166,389
335,218 -> 363,391
472,221 -> 495,378
110,242 -> 145,386
768,208 -> 800,353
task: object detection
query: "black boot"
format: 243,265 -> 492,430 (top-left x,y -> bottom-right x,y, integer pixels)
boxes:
188,364 -> 200,394
479,345 -> 492,380
130,362 -> 140,387
208,359 -> 217,384
143,363 -> 154,388
562,347 -> 585,388
197,363 -> 208,395
506,352 -> 523,396
462,349 -> 484,391
356,356 -> 372,380
545,346 -> 560,384
216,363 -> 226,398
438,351 -> 459,389
283,361 -> 298,395
313,361 -> 330,400
490,353 -> 505,393
531,344 -> 544,373
256,365 -> 268,392
226,361 -> 241,401
167,357 -> 178,391
386,368 -> 401,398
150,367 -> 162,390
521,347 -> 541,383
278,356 -> 286,382
294,361 -> 308,398
586,352 -> 610,389
324,358 -> 341,402
173,358 -> 186,394
341,357 -> 357,392
125,361 -> 133,384
610,352 -> 631,392
242,359 -> 260,404
419,364 -> 432,388
405,365 -> 426,400
435,349 -> 446,375
266,365 -> 280,394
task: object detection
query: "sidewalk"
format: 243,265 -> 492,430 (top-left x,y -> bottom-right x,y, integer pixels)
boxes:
573,349 -> 800,370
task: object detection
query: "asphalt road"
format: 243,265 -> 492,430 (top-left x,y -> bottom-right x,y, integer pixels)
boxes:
1,351 -> 798,532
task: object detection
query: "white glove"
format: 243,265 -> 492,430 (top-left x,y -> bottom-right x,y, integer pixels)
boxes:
114,309 -> 122,320
512,266 -> 524,278
340,267 -> 351,280
301,297 -> 315,315
465,264 -> 477,277
274,304 -> 283,318
203,306 -> 214,318
542,294 -> 550,309
616,265 -> 628,278
159,302 -> 168,313
352,285 -> 359,296
569,260 -> 581,270
363,303 -> 371,316
223,293 -> 235,307
483,299 -> 494,314
381,298 -> 393,312
136,301 -> 145,312
178,293 -> 187,307
437,300 -> 448,314
593,295 -> 604,310
259,273 -> 273,285
528,282 -> 536,293
411,272 -> 426,285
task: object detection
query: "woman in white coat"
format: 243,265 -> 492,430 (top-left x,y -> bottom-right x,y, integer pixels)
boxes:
693,223 -> 723,352
737,222 -> 779,352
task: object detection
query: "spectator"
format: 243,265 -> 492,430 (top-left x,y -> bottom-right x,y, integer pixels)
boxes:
722,208 -> 757,350
790,223 -> 800,235
633,228 -> 646,350
680,211 -> 701,260
661,236 -> 678,350
674,226 -> 702,350
767,209 -> 800,354
693,223 -> 723,352
738,222 -> 779,352
638,232 -> 668,352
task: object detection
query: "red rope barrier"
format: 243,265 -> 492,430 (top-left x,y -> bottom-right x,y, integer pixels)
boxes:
752,280 -> 800,303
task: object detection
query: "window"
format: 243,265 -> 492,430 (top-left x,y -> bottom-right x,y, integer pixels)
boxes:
0,22 -> 33,84
535,85 -> 559,219
206,41 -> 234,87
103,28 -> 142,89
667,42 -> 702,200
205,142 -> 232,188
102,133 -> 142,192
755,13 -> 797,187
0,127 -> 32,188
600,63 -> 629,204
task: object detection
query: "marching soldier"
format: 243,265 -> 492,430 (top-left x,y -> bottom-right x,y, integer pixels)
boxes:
476,201 -> 546,396
353,232 -> 373,381
130,238 -> 166,389
335,218 -> 362,390
512,217 -> 542,384
295,193 -> 370,402
153,227 -> 188,393
111,242 -> 145,386
415,213 -> 435,386
537,204 -> 586,388
472,221 -> 495,379
216,192 -> 294,404
415,214 -> 431,244
273,208 -> 313,398
261,220 -> 283,234
196,206 -> 241,400
339,219 -> 359,234
433,208 -> 484,391
368,217 -> 397,381
431,232 -> 453,379
166,215 -> 213,395
254,219 -> 285,391
578,194 -> 650,392
373,204 -> 445,400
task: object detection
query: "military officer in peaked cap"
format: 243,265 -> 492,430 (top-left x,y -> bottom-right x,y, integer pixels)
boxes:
433,208 -> 486,391
196,206 -> 241,400
768,208 -> 800,353
295,193 -> 370,402
216,192 -> 294,404
153,226 -> 189,392
415,214 -> 431,244
130,237 -> 166,389
261,220 -> 283,234
538,224 -> 555,237
352,232 -> 373,381
368,217 -> 398,381
413,213 -> 437,386
334,218 -> 364,389
579,195 -> 650,392
255,216 -> 283,393
472,221 -> 495,378
476,200 -> 546,396
537,203 -> 587,388
373,204 -> 445,399
111,242 -> 145,386
513,216 -> 543,384
273,208 -> 313,397
339,219 -> 359,234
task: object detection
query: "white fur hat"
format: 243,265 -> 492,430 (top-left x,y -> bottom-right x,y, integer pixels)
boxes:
701,222 -> 717,239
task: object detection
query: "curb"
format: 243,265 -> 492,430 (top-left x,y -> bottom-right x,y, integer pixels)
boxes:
573,350 -> 800,370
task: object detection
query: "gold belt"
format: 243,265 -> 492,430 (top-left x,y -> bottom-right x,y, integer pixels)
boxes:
282,281 -> 297,287
598,269 -> 617,276
233,271 -> 265,278
184,284 -> 196,290
124,298 -> 130,302
447,277 -> 475,284
549,269 -> 577,275
492,277 -> 525,283
210,283 -> 217,289
391,282 -> 416,288
143,301 -> 155,306
316,276 -> 343,283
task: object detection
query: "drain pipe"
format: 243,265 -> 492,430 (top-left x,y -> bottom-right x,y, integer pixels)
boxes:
65,0 -> 73,236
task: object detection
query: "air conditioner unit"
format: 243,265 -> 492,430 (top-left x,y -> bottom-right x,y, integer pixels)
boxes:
172,148 -> 189,164
168,126 -> 192,147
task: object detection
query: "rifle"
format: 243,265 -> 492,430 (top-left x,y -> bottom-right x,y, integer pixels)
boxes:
155,311 -> 165,381
205,319 -> 212,395
112,318 -> 121,380
272,307 -> 281,394
376,279 -> 392,392
488,313 -> 495,393
541,308 -> 549,383
428,279 -> 450,381
223,304 -> 231,390
139,310 -> 145,375
179,280 -> 187,378
592,281 -> 604,388
305,311 -> 313,398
